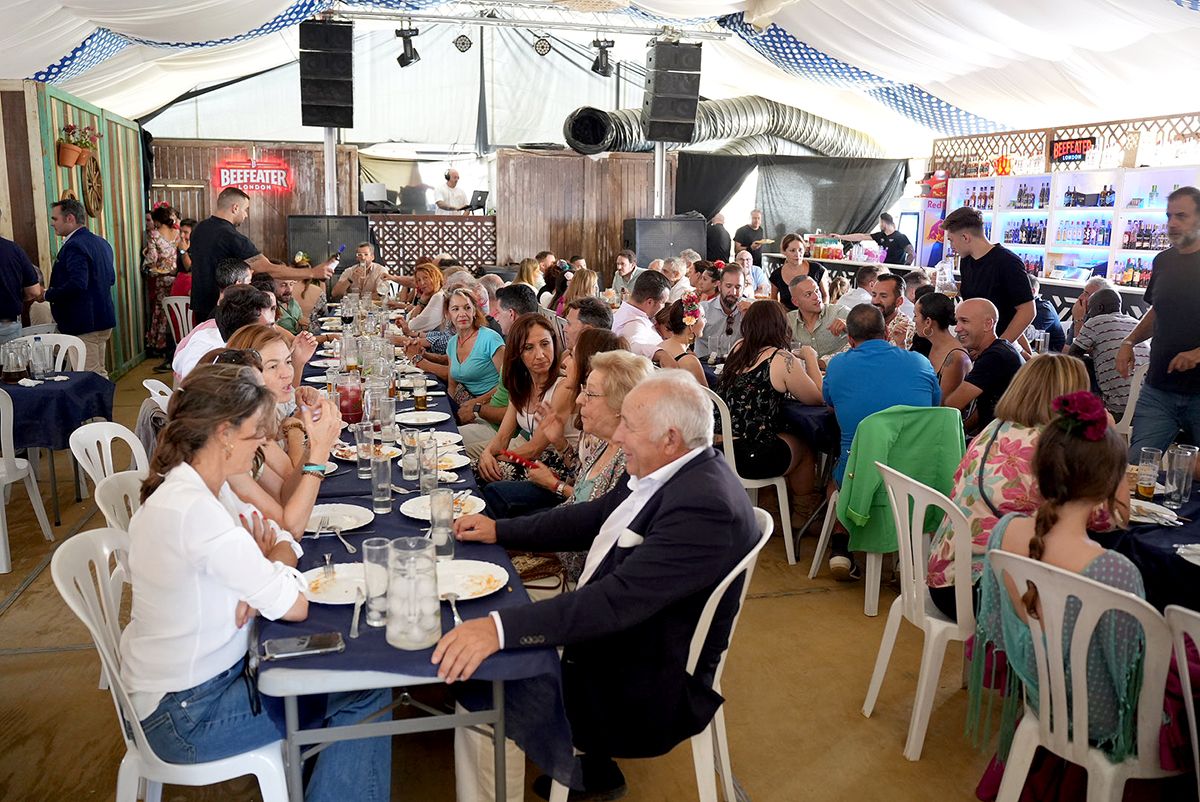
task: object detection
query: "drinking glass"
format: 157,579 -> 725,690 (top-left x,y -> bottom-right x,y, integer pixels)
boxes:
386,537 -> 441,650
324,367 -> 340,395
1164,444 -> 1198,509
362,537 -> 390,627
353,421 -> 373,480
412,378 -> 428,411
1137,447 -> 1162,500
429,488 -> 455,560
371,454 -> 392,514
419,434 -> 439,495
400,428 -> 420,481
375,397 -> 397,443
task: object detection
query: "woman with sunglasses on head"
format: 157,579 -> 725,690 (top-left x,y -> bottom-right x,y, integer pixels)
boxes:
446,287 -> 507,426
218,325 -> 343,539
122,364 -> 390,799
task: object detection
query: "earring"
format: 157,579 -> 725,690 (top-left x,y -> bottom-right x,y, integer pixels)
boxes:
223,439 -> 233,459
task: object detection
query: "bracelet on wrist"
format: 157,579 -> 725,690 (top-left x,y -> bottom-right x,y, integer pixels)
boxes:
554,480 -> 567,496
300,463 -> 327,479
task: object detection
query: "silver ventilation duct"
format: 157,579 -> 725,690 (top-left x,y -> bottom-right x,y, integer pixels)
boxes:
563,95 -> 882,158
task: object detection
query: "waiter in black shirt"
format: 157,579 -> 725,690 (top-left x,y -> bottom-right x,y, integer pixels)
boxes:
706,213 -> 732,262
833,213 -> 915,265
942,206 -> 1034,343
188,187 -> 335,321
733,209 -> 770,267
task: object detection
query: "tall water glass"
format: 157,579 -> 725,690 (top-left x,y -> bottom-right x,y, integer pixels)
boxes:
429,488 -> 456,560
419,435 -> 439,495
375,397 -> 397,443
386,537 -> 441,650
400,428 -> 420,481
353,422 -> 373,480
362,537 -> 390,627
1137,447 -> 1162,501
371,454 -> 392,514
413,378 -> 428,411
1165,444 -> 1198,509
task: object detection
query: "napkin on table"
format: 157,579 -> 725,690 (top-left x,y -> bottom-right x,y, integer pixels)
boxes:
17,379 -> 42,387
46,375 -> 69,381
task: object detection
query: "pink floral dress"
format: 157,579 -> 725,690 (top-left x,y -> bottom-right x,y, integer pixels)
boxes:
926,419 -> 1112,589
142,227 -> 179,351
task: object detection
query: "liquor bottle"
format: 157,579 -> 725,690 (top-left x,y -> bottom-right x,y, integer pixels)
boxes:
968,188 -> 976,208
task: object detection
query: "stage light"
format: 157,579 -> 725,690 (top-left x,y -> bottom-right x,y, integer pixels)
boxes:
591,39 -> 614,77
454,34 -> 473,53
533,37 -> 552,56
395,27 -> 420,68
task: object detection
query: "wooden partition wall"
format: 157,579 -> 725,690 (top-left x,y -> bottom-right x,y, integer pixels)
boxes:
150,139 -> 358,261
495,149 -> 676,284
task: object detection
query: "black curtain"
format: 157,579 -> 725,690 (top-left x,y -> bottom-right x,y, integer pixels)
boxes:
674,153 -> 756,220
754,156 -> 908,243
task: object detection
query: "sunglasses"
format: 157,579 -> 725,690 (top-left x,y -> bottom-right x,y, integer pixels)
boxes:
725,317 -> 734,337
212,348 -> 263,369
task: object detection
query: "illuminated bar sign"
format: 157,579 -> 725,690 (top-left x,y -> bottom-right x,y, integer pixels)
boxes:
1051,137 -> 1096,164
214,158 -> 293,192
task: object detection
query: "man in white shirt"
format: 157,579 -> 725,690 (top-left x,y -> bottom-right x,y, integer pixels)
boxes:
172,285 -> 274,382
434,371 -> 759,799
837,264 -> 882,310
611,270 -> 670,358
434,168 -> 469,215
662,256 -> 694,303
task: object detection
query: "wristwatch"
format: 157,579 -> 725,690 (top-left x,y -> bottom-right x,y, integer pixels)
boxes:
473,402 -> 483,417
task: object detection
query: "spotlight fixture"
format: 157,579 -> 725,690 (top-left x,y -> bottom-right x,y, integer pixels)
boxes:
533,36 -> 552,56
395,27 -> 420,68
591,39 -> 615,77
453,33 -> 473,53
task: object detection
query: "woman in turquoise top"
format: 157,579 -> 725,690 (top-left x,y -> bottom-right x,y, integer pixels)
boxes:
447,287 -> 506,425
970,391 -> 1146,769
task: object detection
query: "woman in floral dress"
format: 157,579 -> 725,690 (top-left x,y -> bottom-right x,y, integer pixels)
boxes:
142,203 -> 180,369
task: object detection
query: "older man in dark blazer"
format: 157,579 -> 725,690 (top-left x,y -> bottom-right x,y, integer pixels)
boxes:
435,369 -> 759,799
46,198 -> 116,377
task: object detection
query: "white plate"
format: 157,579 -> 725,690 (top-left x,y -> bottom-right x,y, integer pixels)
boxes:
303,375 -> 329,384
426,431 -> 464,446
330,442 -> 402,461
437,560 -> 510,600
317,316 -> 341,323
399,493 -> 486,521
396,411 -> 450,426
309,358 -> 340,368
1129,499 -> 1179,525
320,324 -> 343,332
301,563 -> 388,604
395,363 -> 425,375
323,461 -> 338,475
437,452 -> 470,471
306,503 -> 375,533
317,349 -> 339,358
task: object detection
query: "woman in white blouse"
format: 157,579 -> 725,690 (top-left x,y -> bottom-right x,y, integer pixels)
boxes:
121,364 -> 390,799
397,262 -> 446,335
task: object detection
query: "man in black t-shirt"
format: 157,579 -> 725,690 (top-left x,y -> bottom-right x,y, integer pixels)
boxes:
706,213 -> 732,262
943,206 -> 1034,342
0,218 -> 43,343
1118,186 -> 1200,464
733,209 -> 767,267
189,187 -> 335,321
944,298 -> 1023,435
833,212 -> 914,265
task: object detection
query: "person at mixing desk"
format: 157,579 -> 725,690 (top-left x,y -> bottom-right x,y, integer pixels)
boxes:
435,168 -> 469,215
832,213 -> 914,265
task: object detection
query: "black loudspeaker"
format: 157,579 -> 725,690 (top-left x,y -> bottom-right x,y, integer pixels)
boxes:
300,20 -> 354,129
621,217 -> 706,268
641,42 -> 702,143
287,215 -> 370,273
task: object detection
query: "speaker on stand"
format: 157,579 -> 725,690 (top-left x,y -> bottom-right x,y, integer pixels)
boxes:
641,41 -> 702,144
299,20 -> 354,129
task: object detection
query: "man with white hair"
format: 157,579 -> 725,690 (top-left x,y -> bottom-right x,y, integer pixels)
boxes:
436,369 -> 759,800
1068,274 -> 1114,345
662,256 -> 694,303
478,273 -> 503,314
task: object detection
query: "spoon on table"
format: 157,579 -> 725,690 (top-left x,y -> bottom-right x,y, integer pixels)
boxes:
443,592 -> 464,627
333,525 -> 357,554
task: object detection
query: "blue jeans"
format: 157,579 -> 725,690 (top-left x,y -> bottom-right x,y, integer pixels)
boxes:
140,658 -> 391,802
1128,383 -> 1200,461
481,479 -> 563,519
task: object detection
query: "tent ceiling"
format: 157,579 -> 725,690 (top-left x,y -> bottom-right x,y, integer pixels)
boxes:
2,0 -> 1199,156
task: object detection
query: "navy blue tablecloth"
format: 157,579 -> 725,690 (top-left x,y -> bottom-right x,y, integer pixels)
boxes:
1,372 -> 115,450
780,400 -> 840,454
1092,490 -> 1200,612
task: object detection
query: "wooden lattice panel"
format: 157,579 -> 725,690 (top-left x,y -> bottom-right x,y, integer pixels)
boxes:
368,215 -> 498,273
1051,113 -> 1200,173
931,130 -> 1049,177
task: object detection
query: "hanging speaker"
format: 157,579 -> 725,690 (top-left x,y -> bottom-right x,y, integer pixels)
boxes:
641,42 -> 702,143
300,20 -> 354,129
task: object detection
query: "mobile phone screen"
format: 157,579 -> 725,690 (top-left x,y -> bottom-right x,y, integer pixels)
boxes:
263,632 -> 344,660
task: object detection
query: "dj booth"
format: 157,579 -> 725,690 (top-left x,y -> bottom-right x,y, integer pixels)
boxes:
287,213 -> 499,274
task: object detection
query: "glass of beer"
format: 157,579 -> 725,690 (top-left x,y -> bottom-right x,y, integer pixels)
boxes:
413,379 -> 428,411
1137,447 -> 1162,500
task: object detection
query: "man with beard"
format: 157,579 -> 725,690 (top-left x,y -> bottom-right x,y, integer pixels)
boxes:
871,273 -> 913,350
695,265 -> 746,360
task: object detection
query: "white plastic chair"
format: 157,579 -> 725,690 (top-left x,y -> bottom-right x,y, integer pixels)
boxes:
142,378 -> 172,414
988,551 -> 1180,802
12,332 -> 85,372
18,323 -> 57,337
810,486 -> 890,615
95,471 -> 145,531
1113,361 -> 1149,444
69,422 -> 149,489
1165,605 -> 1200,800
0,387 -> 53,573
862,463 -> 975,760
50,527 -> 289,802
704,388 -> 797,564
162,295 -> 195,342
550,509 -> 774,802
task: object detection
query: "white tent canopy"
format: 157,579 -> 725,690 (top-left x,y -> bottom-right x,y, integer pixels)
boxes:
3,0 -> 1200,157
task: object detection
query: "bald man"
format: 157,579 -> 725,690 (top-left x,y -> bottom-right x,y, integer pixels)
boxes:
435,168 -> 469,214
943,297 -> 1024,434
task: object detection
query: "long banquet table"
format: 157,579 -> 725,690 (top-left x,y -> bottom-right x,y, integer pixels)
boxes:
257,358 -> 579,799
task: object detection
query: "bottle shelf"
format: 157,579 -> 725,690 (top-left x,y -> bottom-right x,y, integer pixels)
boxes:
1054,206 -> 1115,213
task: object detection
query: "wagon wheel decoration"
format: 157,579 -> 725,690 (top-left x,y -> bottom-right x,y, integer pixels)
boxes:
82,157 -> 103,218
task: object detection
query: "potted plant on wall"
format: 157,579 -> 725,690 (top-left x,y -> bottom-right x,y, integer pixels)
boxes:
56,124 -> 82,167
75,125 -> 103,165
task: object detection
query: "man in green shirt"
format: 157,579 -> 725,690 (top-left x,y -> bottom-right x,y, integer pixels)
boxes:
787,274 -> 848,366
253,271 -> 305,334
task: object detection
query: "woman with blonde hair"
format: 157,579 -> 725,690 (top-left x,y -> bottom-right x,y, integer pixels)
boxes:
559,267 -> 598,314
398,262 -> 446,334
925,353 -> 1126,619
513,258 -> 542,292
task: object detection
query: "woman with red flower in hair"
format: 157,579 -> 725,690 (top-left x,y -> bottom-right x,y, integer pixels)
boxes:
652,292 -> 708,386
926,354 -> 1129,621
